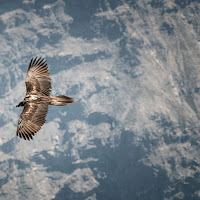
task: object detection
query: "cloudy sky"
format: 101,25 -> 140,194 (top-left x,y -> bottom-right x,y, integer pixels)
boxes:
0,0 -> 200,199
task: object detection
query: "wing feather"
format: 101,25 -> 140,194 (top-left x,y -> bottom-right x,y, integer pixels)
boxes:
16,102 -> 49,140
26,57 -> 51,96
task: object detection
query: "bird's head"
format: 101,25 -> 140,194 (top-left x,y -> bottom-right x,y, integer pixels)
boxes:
16,102 -> 24,107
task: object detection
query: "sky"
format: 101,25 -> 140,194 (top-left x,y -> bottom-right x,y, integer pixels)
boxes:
0,0 -> 200,199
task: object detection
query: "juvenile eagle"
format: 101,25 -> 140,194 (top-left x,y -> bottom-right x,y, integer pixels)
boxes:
16,57 -> 75,140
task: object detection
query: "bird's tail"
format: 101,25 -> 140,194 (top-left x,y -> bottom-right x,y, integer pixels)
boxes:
50,95 -> 75,106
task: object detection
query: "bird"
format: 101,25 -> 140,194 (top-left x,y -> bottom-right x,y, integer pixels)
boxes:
16,57 -> 75,140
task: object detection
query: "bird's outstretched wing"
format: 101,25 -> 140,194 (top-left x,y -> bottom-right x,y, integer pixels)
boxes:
16,102 -> 49,140
26,57 -> 51,96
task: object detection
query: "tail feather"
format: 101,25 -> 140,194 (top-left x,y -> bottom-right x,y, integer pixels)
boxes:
50,95 -> 75,106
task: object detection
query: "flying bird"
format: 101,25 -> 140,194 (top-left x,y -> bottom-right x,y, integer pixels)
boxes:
16,57 -> 75,140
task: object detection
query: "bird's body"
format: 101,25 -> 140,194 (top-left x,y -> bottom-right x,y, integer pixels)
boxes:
16,57 -> 75,140
22,94 -> 50,104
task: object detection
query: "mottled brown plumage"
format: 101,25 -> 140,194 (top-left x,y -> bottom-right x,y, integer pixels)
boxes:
16,57 -> 75,140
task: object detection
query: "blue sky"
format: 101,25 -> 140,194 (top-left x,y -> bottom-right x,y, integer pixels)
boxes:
0,0 -> 200,199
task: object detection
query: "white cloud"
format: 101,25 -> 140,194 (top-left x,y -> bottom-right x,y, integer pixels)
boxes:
85,193 -> 97,200
22,0 -> 36,4
67,168 -> 99,193
0,0 -> 199,198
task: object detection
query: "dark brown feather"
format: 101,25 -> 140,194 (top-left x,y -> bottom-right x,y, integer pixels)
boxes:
26,57 -> 51,96
16,103 -> 49,140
